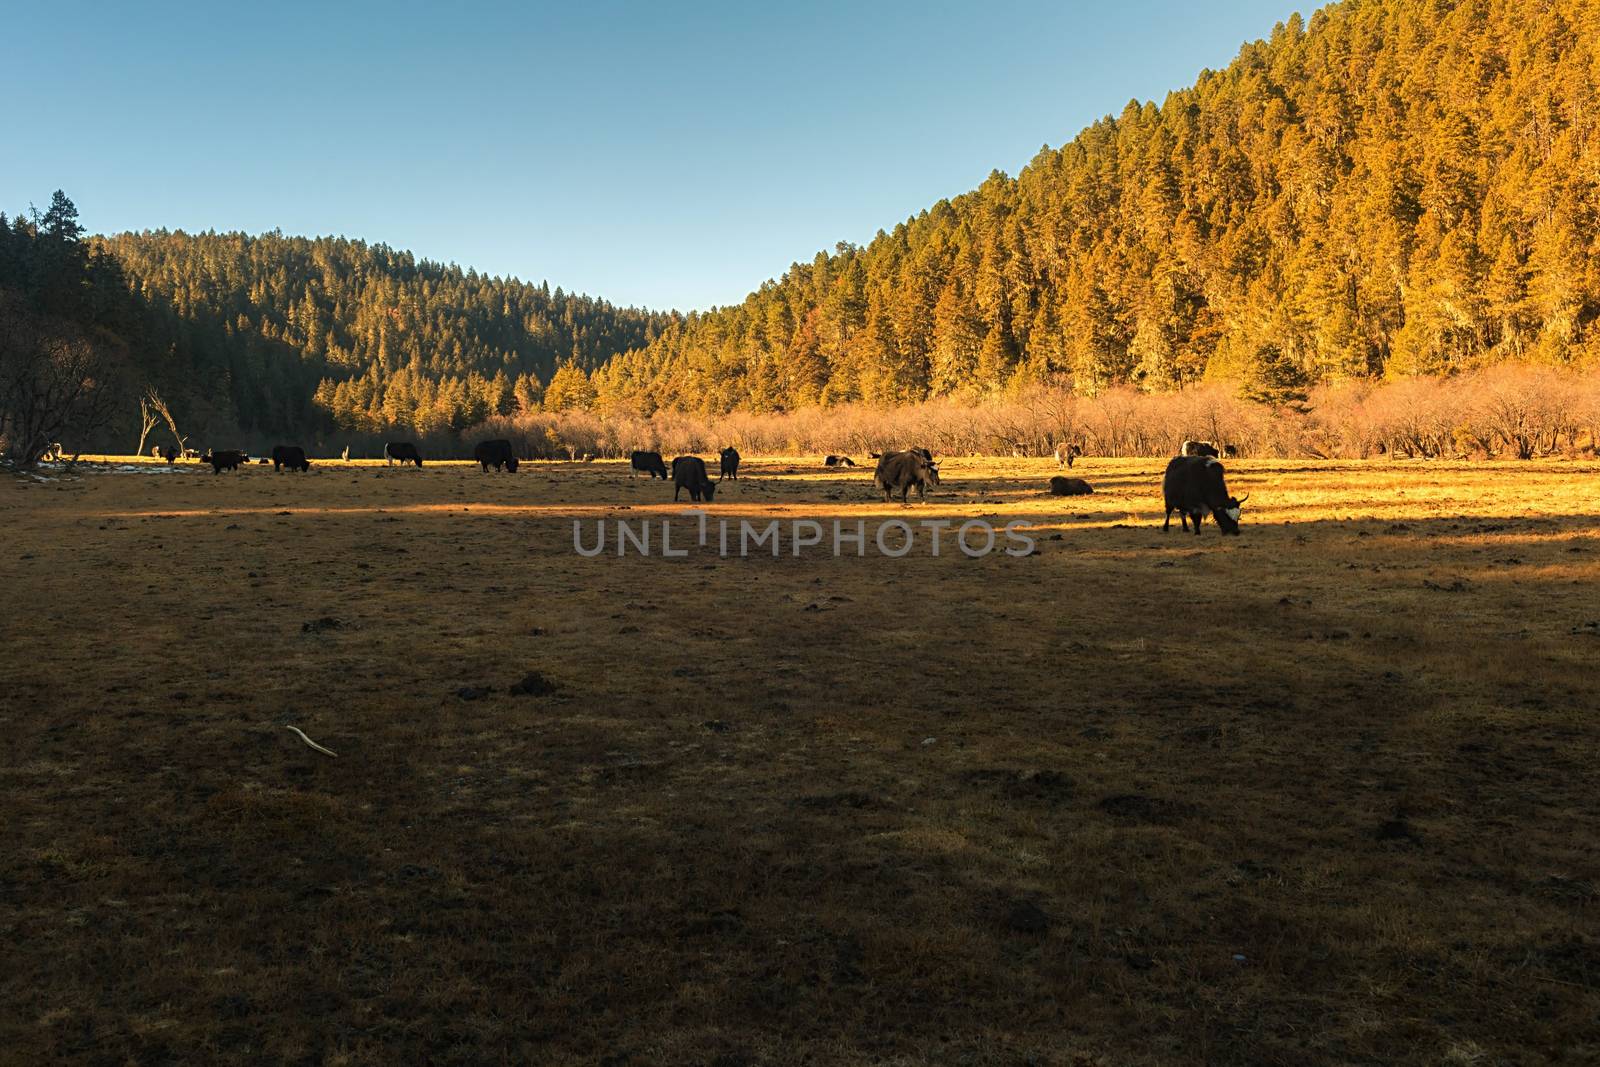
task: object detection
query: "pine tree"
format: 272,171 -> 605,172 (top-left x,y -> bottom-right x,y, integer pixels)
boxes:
1238,340 -> 1309,408
544,360 -> 597,411
40,190 -> 84,241
783,309 -> 829,407
929,281 -> 982,395
975,323 -> 1017,393
1484,235 -> 1529,355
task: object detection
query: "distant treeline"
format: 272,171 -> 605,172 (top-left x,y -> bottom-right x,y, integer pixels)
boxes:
98,230 -> 672,445
1,206 -> 675,454
4,197 -> 1591,462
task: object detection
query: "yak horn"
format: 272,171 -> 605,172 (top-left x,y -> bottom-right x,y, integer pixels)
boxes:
1236,493 -> 1249,503
286,725 -> 337,757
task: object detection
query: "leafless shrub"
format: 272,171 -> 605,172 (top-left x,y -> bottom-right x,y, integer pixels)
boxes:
1470,363 -> 1578,458
460,366 -> 1600,462
1366,376 -> 1455,458
1306,382 -> 1379,457
1575,375 -> 1600,453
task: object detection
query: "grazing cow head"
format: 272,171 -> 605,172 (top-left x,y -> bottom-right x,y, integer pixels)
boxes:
506,457 -> 520,473
1212,490 -> 1248,534
925,461 -> 941,486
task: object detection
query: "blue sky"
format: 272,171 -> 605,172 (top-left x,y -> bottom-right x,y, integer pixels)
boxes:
5,0 -> 1300,311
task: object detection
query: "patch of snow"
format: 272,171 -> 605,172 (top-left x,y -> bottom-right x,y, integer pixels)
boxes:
109,465 -> 183,474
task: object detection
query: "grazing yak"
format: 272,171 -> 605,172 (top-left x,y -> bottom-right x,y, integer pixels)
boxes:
1163,456 -> 1246,536
1180,440 -> 1220,458
719,446 -> 740,480
630,450 -> 669,479
474,439 -> 519,472
1221,443 -> 1239,458
824,455 -> 857,468
385,441 -> 423,467
874,449 -> 940,503
160,445 -> 178,464
201,449 -> 247,473
272,446 -> 311,473
672,456 -> 718,502
1055,443 -> 1083,467
1048,476 -> 1093,496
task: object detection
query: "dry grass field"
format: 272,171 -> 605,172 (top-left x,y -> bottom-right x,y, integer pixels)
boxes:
2,454 -> 1598,1065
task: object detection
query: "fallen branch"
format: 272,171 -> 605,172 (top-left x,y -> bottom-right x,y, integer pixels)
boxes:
285,725 -> 337,757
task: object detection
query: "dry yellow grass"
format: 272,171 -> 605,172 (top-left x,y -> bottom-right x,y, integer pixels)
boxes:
2,455 -> 1598,1065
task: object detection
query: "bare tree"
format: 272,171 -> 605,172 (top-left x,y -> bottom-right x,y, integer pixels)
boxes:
981,403 -> 1040,457
0,299 -> 125,468
135,393 -> 159,457
1475,364 -> 1577,459
146,389 -> 187,454
1031,379 -> 1083,453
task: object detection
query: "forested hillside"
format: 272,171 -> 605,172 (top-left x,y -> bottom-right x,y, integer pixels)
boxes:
594,0 -> 1600,415
3,214 -> 673,450
100,231 -> 672,439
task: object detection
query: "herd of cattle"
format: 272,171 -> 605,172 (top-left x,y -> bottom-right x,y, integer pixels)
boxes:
162,436 -> 1249,535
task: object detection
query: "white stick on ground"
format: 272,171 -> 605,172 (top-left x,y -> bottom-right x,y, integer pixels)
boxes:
285,725 -> 337,757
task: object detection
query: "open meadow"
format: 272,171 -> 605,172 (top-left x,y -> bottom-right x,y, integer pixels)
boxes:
2,454 -> 1598,1065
